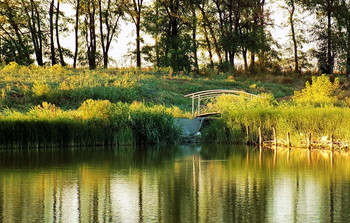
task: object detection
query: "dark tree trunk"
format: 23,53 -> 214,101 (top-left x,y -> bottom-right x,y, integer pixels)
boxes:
24,0 -> 43,65
289,0 -> 299,73
136,20 -> 141,67
242,48 -> 248,71
55,1 -> 66,66
346,26 -> 350,75
49,0 -> 56,65
191,5 -> 199,75
198,3 -> 222,67
87,1 -> 96,70
250,52 -> 255,72
99,0 -> 120,69
73,0 -> 80,68
326,6 -> 333,74
203,23 -> 214,68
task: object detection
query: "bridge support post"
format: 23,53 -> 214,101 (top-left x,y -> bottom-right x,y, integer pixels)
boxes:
192,96 -> 195,117
197,95 -> 201,117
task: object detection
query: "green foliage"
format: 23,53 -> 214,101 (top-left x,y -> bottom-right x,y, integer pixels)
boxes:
204,106 -> 350,146
205,93 -> 275,114
32,81 -> 51,97
78,99 -> 114,120
293,74 -> 342,106
0,100 -> 181,148
0,65 -> 294,111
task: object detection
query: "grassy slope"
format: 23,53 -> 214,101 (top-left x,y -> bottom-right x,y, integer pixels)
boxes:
0,65 -> 298,111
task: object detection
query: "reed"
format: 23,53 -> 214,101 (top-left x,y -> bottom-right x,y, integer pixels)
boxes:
0,100 -> 181,149
202,106 -> 350,148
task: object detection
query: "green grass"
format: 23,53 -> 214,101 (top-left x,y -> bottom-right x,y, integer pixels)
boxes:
0,63 -> 297,111
1,63 -> 348,148
0,100 -> 181,148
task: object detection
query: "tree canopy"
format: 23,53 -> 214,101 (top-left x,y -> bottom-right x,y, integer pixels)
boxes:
0,0 -> 350,75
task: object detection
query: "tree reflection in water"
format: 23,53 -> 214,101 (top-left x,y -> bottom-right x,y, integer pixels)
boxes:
0,146 -> 349,222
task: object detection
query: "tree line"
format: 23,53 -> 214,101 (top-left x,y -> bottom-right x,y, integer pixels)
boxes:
1,0 -> 350,75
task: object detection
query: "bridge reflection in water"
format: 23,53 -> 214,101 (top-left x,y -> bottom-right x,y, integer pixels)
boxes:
184,89 -> 262,118
0,146 -> 349,222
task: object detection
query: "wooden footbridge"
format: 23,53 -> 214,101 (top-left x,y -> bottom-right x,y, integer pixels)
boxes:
184,89 -> 262,118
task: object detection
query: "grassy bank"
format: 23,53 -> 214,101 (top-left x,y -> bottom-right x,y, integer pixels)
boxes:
0,62 -> 296,111
202,107 -> 350,149
1,63 -> 350,149
202,75 -> 350,149
0,100 -> 180,148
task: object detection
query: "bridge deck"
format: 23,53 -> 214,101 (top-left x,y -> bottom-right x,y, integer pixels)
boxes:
195,112 -> 221,118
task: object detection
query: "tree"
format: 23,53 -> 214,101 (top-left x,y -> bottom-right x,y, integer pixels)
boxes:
197,0 -> 223,68
73,0 -> 80,68
81,0 -> 98,69
55,0 -> 67,66
286,0 -> 300,73
143,0 -> 194,71
302,0 -> 336,74
98,0 -> 123,68
0,0 -> 33,65
333,0 -> 350,75
21,0 -> 44,66
122,0 -> 144,67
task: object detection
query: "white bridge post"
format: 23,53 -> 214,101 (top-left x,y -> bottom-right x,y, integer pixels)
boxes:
197,95 -> 201,117
192,95 -> 195,117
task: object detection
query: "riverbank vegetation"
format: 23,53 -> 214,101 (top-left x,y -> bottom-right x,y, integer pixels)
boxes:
1,64 -> 350,149
203,75 -> 350,149
0,100 -> 180,148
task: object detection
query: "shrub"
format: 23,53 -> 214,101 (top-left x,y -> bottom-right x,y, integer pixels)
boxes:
32,81 -> 51,97
78,99 -> 114,121
293,74 -> 343,106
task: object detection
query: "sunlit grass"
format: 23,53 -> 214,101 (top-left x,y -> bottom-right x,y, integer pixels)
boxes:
0,62 -> 295,111
0,100 -> 183,148
1,63 -> 347,148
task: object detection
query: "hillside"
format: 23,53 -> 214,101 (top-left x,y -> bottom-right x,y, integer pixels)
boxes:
0,63 -> 297,112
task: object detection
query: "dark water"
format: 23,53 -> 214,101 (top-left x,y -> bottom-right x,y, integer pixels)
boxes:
0,145 -> 349,223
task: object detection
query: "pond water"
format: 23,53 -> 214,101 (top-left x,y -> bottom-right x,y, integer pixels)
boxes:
0,145 -> 349,223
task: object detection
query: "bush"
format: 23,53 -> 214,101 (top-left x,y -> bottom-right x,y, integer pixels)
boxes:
293,74 -> 343,106
32,81 -> 51,97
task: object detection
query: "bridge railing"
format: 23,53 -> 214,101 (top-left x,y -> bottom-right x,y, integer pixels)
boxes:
184,89 -> 262,117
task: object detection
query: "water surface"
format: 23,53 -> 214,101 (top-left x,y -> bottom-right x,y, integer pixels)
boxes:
0,145 -> 349,223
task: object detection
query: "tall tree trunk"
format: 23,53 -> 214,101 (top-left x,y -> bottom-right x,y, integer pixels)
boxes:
136,20 -> 141,67
346,25 -> 350,75
125,0 -> 143,68
242,48 -> 248,71
99,0 -> 120,69
23,0 -> 43,65
49,0 -> 56,65
191,5 -> 199,75
327,6 -> 333,74
155,0 -> 160,67
99,0 -> 107,68
55,1 -> 66,66
203,23 -> 214,68
198,3 -> 222,67
289,0 -> 299,73
86,1 -> 96,70
73,0 -> 80,68
250,52 -> 255,71
34,1 -> 43,66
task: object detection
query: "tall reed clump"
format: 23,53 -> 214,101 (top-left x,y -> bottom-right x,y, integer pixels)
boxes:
0,100 -> 181,149
219,106 -> 350,146
203,75 -> 350,147
202,93 -> 277,144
